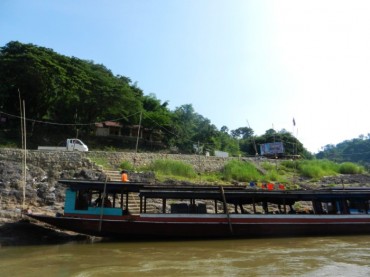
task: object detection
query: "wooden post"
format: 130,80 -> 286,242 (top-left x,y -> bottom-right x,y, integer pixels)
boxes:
139,195 -> 142,213
220,186 -> 233,235
283,199 -> 287,214
162,198 -> 166,213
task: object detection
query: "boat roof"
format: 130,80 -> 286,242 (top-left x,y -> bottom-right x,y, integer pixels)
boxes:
58,179 -> 148,193
58,179 -> 370,203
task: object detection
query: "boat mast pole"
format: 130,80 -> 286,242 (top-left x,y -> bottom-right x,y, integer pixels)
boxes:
220,186 -> 233,235
98,176 -> 108,232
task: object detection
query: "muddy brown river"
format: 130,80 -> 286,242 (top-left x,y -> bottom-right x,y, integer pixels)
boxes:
0,236 -> 369,276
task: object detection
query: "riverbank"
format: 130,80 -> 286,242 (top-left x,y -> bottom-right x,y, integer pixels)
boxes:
0,218 -> 95,247
1,149 -> 370,246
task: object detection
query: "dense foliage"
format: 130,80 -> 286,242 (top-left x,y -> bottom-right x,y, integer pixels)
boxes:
316,135 -> 370,167
0,41 -> 311,157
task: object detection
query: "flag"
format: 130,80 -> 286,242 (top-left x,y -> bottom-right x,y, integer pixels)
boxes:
293,118 -> 296,126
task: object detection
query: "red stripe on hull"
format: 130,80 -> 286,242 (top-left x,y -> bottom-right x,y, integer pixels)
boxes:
27,214 -> 370,239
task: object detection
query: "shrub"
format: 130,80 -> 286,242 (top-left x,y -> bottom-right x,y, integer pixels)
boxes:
148,159 -> 197,178
299,163 -> 325,179
201,172 -> 222,183
264,169 -> 280,182
298,159 -> 339,179
261,162 -> 275,171
89,156 -> 111,169
0,142 -> 18,148
281,160 -> 297,169
103,146 -> 118,152
222,160 -> 262,182
119,160 -> 134,171
339,162 -> 365,174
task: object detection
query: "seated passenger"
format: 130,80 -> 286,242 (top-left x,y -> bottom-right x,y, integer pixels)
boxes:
94,197 -> 102,207
121,170 -> 129,182
104,197 -> 112,208
94,196 -> 112,207
76,191 -> 89,210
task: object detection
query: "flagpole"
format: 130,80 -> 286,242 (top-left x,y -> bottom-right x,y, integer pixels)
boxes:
292,117 -> 297,186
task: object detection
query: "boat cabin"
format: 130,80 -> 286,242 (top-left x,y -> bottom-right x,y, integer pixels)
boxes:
59,180 -> 370,217
61,180 -> 147,216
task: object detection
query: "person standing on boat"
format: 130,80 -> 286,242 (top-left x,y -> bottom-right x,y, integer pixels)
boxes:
121,170 -> 129,182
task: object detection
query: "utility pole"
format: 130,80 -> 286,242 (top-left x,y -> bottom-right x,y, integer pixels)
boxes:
134,111 -> 143,170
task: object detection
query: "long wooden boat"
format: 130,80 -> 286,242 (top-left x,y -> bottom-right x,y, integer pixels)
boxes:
26,179 -> 370,239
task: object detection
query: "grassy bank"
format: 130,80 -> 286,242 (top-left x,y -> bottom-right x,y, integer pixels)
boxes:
90,156 -> 368,187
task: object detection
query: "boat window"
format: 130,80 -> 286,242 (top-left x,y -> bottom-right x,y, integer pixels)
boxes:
91,192 -> 113,208
349,200 -> 368,214
75,190 -> 90,210
169,202 -> 207,214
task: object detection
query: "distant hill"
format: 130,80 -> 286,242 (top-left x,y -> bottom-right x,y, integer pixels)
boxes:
316,135 -> 370,167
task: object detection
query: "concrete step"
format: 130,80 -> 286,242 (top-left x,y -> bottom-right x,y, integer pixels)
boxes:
105,170 -> 121,182
127,192 -> 140,214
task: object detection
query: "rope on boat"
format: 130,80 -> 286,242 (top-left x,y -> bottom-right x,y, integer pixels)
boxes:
98,176 -> 109,232
220,186 -> 233,235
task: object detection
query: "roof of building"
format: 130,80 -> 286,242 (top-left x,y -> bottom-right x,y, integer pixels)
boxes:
95,121 -> 122,128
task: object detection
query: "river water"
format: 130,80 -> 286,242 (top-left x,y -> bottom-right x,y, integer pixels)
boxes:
1,236 -> 369,277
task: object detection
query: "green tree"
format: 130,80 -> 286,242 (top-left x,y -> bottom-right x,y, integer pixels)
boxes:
212,127 -> 240,156
141,93 -> 172,144
171,104 -> 197,152
0,41 -> 142,137
231,127 -> 254,139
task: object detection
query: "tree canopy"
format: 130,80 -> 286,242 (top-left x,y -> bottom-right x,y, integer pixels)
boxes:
0,41 -> 312,157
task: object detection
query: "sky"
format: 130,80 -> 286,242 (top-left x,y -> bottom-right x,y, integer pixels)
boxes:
1,0 -> 370,153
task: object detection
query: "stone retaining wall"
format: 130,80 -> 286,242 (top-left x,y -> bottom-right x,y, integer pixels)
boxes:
0,149 -> 95,172
0,149 -> 235,173
85,151 -> 235,172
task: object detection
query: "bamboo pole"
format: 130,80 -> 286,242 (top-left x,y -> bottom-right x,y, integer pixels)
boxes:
134,110 -> 142,170
18,90 -> 27,211
22,100 -> 26,210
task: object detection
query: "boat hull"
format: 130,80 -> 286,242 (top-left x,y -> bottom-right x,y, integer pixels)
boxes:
27,213 -> 370,239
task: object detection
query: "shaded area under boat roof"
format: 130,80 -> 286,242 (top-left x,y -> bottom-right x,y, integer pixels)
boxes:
139,188 -> 370,205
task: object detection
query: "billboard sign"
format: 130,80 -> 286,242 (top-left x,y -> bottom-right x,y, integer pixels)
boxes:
260,142 -> 284,156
